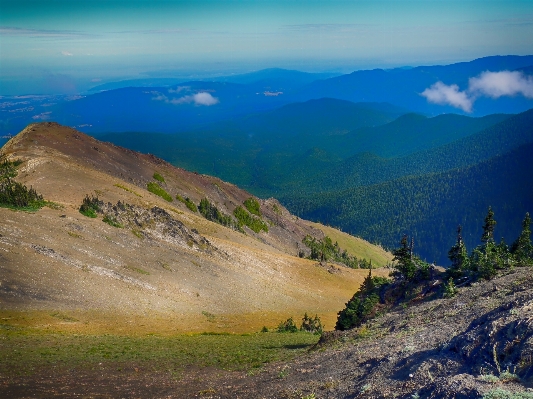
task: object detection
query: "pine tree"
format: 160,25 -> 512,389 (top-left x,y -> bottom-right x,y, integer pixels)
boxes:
511,212 -> 533,265
481,206 -> 496,243
447,225 -> 469,279
392,234 -> 417,281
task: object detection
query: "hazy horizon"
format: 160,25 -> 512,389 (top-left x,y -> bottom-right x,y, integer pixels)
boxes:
2,0 -> 533,95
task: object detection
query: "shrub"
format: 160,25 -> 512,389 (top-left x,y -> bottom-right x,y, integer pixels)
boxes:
482,389 -> 533,399
0,157 -> 45,210
300,313 -> 323,335
243,197 -> 261,216
79,195 -> 100,218
442,278 -> 458,298
147,182 -> 173,202
277,317 -> 298,333
302,234 -> 360,268
234,205 -> 268,233
103,214 -> 123,228
176,194 -> 198,212
198,198 -> 235,229
153,172 -> 165,183
336,269 -> 390,330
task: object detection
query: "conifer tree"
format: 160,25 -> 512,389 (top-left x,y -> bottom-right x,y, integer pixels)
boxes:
481,206 -> 496,243
447,225 -> 469,279
392,234 -> 417,281
511,212 -> 533,265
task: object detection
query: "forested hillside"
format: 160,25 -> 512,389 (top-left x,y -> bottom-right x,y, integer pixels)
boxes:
283,143 -> 533,264
295,107 -> 533,194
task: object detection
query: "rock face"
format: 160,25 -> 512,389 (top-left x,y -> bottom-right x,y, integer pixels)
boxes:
98,200 -> 216,253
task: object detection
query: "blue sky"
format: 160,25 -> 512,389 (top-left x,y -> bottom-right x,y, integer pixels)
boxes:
1,0 -> 533,94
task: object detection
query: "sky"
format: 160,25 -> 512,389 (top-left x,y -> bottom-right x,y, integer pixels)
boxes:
1,0 -> 533,94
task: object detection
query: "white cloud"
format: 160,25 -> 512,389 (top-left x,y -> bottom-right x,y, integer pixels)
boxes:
61,51 -> 73,56
420,81 -> 472,112
152,94 -> 169,102
168,86 -> 190,94
468,70 -> 533,99
32,111 -> 52,120
191,92 -> 219,106
421,70 -> 533,112
153,91 -> 218,106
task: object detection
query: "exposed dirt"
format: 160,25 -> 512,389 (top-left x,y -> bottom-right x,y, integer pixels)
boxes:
2,268 -> 533,398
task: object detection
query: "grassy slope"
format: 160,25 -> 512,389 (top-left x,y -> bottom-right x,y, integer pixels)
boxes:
306,221 -> 393,267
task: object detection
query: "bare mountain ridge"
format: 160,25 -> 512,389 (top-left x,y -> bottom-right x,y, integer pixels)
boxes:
0,122 -> 392,333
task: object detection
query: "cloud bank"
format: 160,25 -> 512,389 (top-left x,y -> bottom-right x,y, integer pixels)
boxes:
421,70 -> 533,112
469,71 -> 533,99
152,91 -> 219,106
421,82 -> 473,112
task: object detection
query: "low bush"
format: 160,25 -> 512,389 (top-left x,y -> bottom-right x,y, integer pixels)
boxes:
0,157 -> 45,210
234,205 -> 268,233
79,195 -> 101,218
176,194 -> 198,212
198,198 -> 235,229
300,313 -> 323,335
147,182 -> 173,202
103,214 -> 123,228
277,317 -> 298,333
336,270 -> 390,331
243,197 -> 261,216
153,172 -> 165,183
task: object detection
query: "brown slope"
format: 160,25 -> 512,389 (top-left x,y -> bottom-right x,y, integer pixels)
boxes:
0,122 -> 390,333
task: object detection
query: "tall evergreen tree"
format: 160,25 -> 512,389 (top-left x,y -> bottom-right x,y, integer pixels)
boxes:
392,234 -> 420,282
447,225 -> 469,278
511,212 -> 533,265
481,206 -> 496,243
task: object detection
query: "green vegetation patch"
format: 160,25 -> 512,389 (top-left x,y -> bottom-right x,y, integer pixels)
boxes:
114,183 -> 142,197
243,197 -> 261,216
152,172 -> 165,183
0,331 -> 318,376
303,235 -> 370,268
198,198 -> 236,229
483,389 -> 533,399
124,265 -> 150,275
147,182 -> 173,202
0,157 -> 46,211
79,195 -> 101,218
103,214 -> 123,228
234,206 -> 268,233
336,271 -> 390,330
176,194 -> 198,212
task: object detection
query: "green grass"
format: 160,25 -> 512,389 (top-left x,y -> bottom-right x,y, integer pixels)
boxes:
153,172 -> 165,183
103,215 -> 123,228
146,182 -> 173,202
114,183 -> 142,197
483,389 -> 533,399
0,331 -> 319,376
124,265 -> 150,275
176,194 -> 198,212
0,200 -> 48,212
243,197 -> 261,216
234,205 -> 268,233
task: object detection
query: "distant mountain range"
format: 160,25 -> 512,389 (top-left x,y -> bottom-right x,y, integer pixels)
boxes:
2,55 -> 533,264
2,55 -> 533,139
